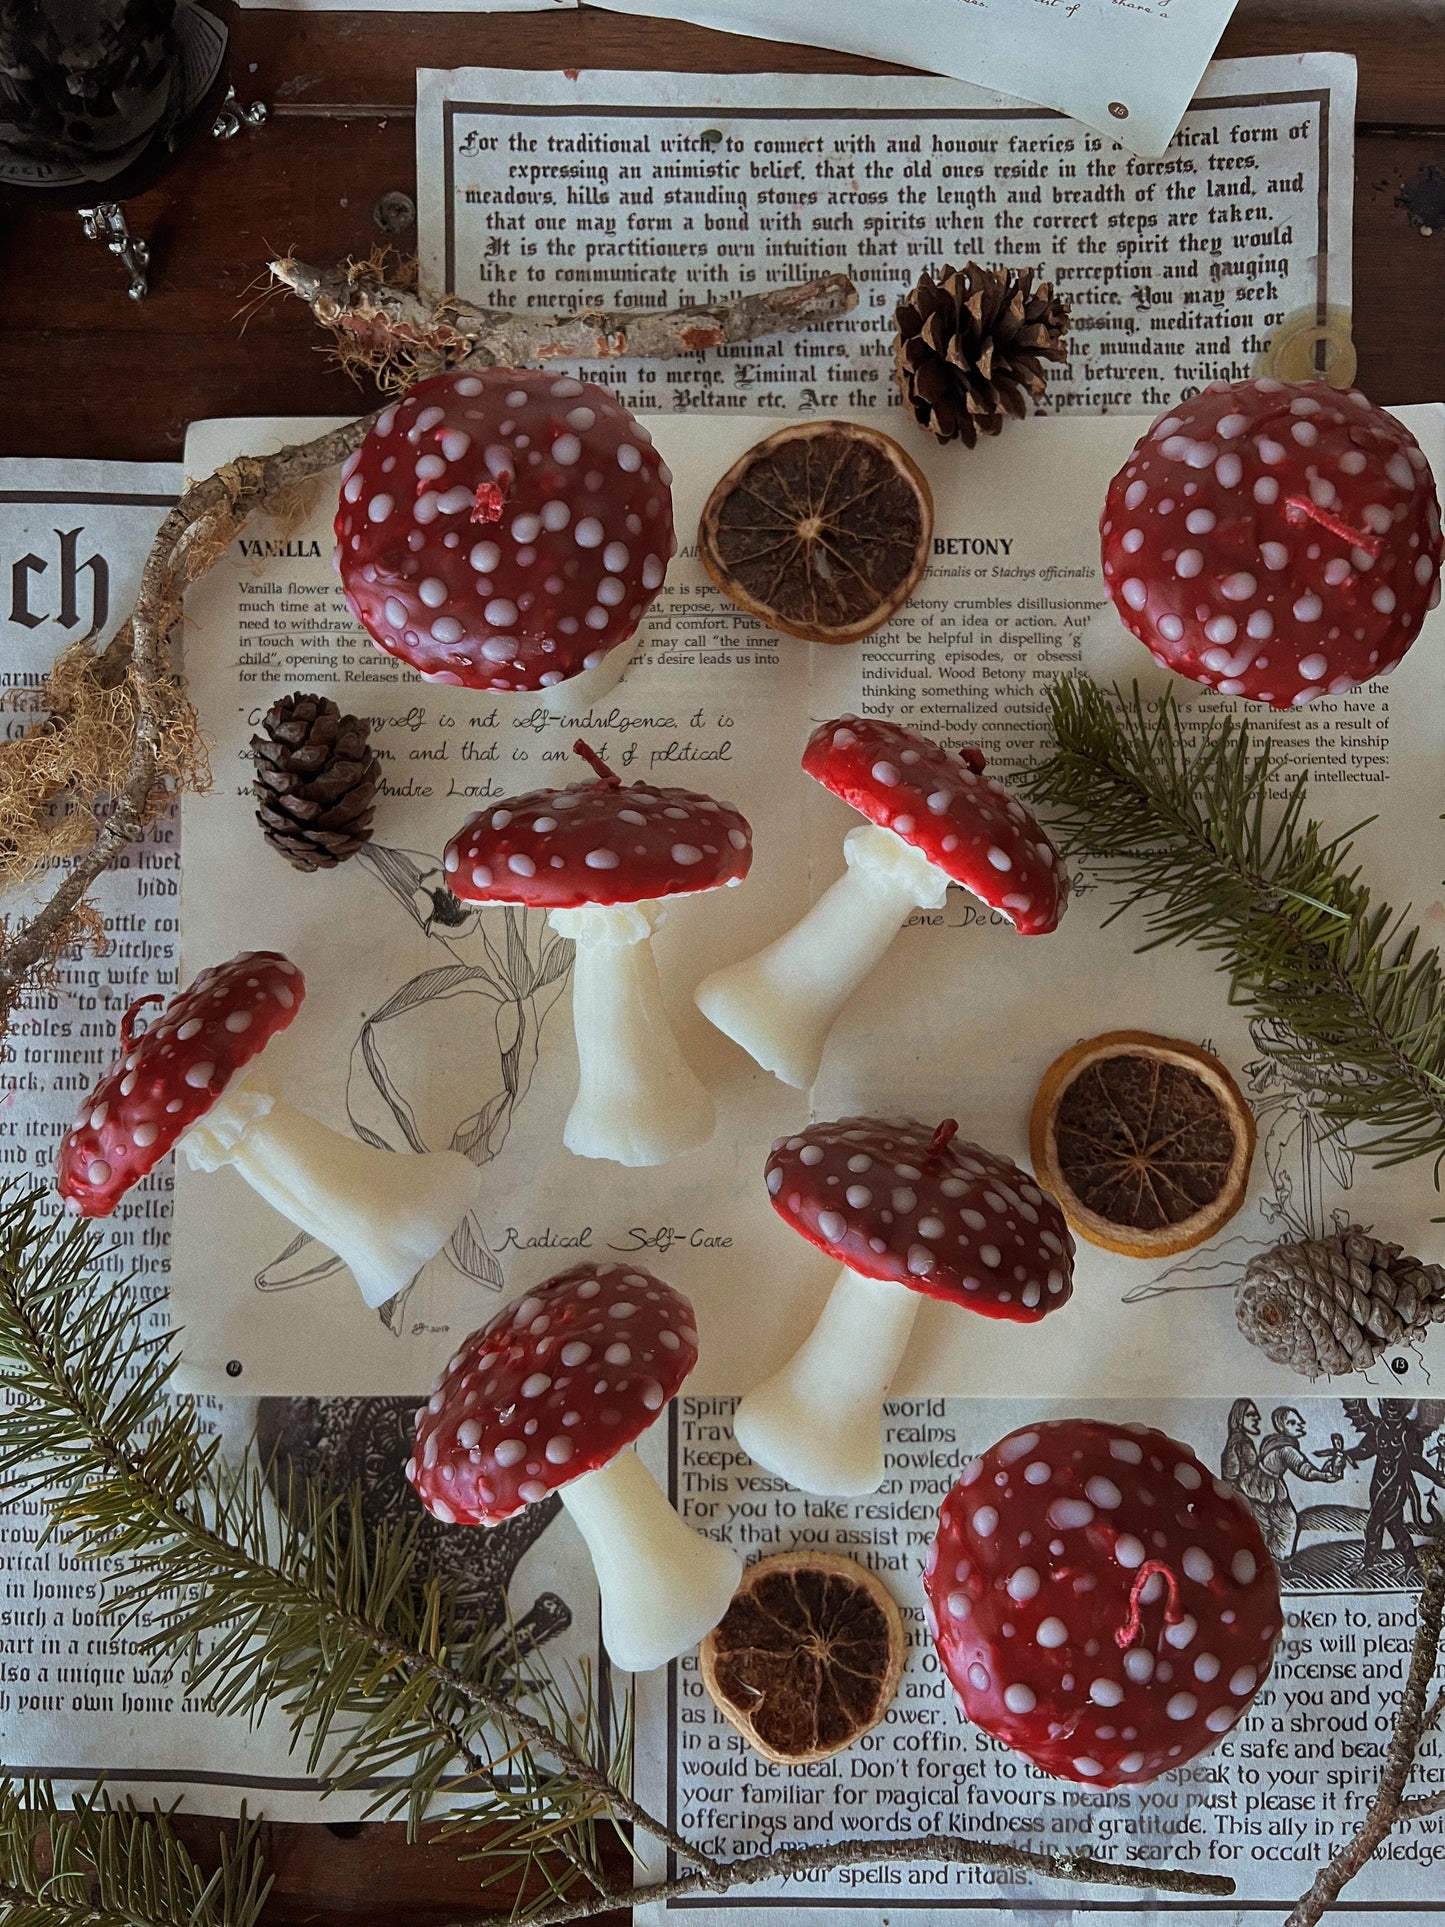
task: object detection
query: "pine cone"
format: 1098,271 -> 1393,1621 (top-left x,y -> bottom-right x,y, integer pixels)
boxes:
894,263 -> 1070,447
251,692 -> 380,872
1235,1226 -> 1445,1378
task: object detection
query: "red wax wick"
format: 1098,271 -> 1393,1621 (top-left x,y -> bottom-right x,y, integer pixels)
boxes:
573,739 -> 622,787
1283,494 -> 1383,557
471,480 -> 507,525
1116,1559 -> 1183,1649
119,993 -> 164,1053
926,1119 -> 960,1160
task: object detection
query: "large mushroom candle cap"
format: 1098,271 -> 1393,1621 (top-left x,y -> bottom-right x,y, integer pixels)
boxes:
1101,378 -> 1443,707
407,1261 -> 742,1672
444,741 -> 752,1166
925,1418 -> 1282,1787
56,952 -> 479,1311
335,368 -> 675,693
697,717 -> 1068,1088
733,1118 -> 1074,1498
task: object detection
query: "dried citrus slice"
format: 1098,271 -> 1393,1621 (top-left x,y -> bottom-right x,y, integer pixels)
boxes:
1029,1030 -> 1255,1259
698,1550 -> 905,1764
698,421 -> 933,644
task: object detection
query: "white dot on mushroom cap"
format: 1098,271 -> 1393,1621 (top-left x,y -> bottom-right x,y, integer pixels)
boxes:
1175,550 -> 1204,579
817,1209 -> 848,1243
86,1158 -> 112,1187
1003,1683 -> 1036,1714
1114,1533 -> 1146,1569
971,1506 -> 999,1537
799,1144 -> 824,1166
1007,1567 -> 1040,1602
1230,1665 -> 1258,1697
870,760 -> 901,787
583,848 -> 620,870
574,516 -> 604,548
484,598 -> 518,629
1166,1614 -> 1199,1651
845,1185 -> 872,1208
671,843 -> 704,865
1215,453 -> 1244,489
1155,614 -> 1184,644
1085,1476 -> 1122,1510
986,845 -> 1013,873
1036,1617 -> 1068,1649
766,1168 -> 783,1195
1293,594 -> 1324,623
945,1589 -> 971,1621
1206,1707 -> 1238,1734
1024,1461 -> 1051,1485
1048,1499 -> 1095,1531
430,617 -> 464,645
1232,1549 -> 1258,1586
1373,586 -> 1398,615
367,494 -> 394,523
1181,1547 -> 1215,1584
1110,1438 -> 1144,1465
1120,577 -> 1148,611
907,1244 -> 937,1276
494,1439 -> 526,1467
1090,1677 -> 1124,1706
1124,1648 -> 1155,1683
550,434 -> 582,466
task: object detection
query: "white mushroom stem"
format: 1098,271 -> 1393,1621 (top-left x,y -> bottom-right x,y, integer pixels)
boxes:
560,1444 -> 743,1672
182,1088 -> 480,1309
548,901 -> 714,1167
733,1266 -> 921,1498
695,823 -> 948,1089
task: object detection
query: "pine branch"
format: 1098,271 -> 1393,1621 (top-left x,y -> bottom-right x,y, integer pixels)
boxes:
0,1190 -> 1233,1920
0,1782 -> 267,1927
1024,678 -> 1445,1174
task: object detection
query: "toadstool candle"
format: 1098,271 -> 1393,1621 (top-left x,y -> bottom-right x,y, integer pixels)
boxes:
407,1261 -> 742,1673
696,716 -> 1068,1089
924,1418 -> 1282,1786
444,741 -> 752,1167
1100,378 -> 1443,707
56,953 -> 479,1310
335,368 -> 675,696
733,1118 -> 1074,1497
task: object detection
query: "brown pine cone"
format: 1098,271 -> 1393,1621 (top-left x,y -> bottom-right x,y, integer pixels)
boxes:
251,692 -> 380,872
894,263 -> 1070,447
1235,1226 -> 1445,1378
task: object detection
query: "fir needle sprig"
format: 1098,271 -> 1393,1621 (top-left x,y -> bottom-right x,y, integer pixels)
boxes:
0,1188 -> 1232,1921
1025,677 -> 1445,1176
0,1783 -> 267,1927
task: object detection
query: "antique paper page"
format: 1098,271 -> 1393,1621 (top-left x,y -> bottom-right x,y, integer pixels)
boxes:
634,1392 -> 1445,1924
417,54 -> 1355,417
173,403 -> 1445,1405
588,0 -> 1240,156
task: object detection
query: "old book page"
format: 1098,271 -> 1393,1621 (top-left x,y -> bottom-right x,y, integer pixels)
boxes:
416,54 -> 1355,418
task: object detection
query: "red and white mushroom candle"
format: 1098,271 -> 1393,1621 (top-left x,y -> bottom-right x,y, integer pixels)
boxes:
444,742 -> 752,1167
696,717 -> 1068,1089
733,1117 -> 1074,1496
55,953 -> 480,1309
335,368 -> 675,700
1096,378 -> 1442,706
408,1261 -> 741,1672
924,1419 -> 1282,1786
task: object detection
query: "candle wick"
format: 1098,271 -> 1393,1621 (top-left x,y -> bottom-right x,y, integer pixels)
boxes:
1283,494 -> 1383,558
1115,1559 -> 1182,1649
119,993 -> 164,1054
926,1119 -> 959,1162
572,739 -> 622,787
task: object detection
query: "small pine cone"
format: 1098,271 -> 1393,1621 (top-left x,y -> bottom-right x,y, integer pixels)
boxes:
251,692 -> 380,872
894,262 -> 1070,447
1235,1226 -> 1445,1378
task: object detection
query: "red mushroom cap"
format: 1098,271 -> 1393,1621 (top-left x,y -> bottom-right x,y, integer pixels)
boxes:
1101,379 -> 1443,708
405,1260 -> 699,1525
55,952 -> 305,1217
802,717 -> 1068,935
765,1116 -> 1074,1323
335,368 -> 676,693
924,1418 -> 1282,1786
443,743 -> 752,910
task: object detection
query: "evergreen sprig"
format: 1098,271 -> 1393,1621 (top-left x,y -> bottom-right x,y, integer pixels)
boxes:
1025,677 -> 1445,1176
0,1782 -> 266,1927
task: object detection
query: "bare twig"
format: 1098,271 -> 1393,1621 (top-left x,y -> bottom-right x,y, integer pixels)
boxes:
451,1833 -> 1233,1927
1286,1539 -> 1445,1926
269,253 -> 858,390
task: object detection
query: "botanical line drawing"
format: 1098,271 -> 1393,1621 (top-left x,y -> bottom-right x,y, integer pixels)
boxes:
252,842 -> 572,1332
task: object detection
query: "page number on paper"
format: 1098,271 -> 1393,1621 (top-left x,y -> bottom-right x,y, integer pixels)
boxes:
1109,102 -> 1130,120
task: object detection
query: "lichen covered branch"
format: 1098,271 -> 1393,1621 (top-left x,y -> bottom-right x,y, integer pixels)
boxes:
269,253 -> 858,391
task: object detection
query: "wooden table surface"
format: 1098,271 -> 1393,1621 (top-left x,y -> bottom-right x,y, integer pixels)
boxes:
5,1 -> 1443,1920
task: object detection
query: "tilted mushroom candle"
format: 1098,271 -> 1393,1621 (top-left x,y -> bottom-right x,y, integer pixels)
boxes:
1100,377 -> 1443,706
733,1117 -> 1075,1497
407,1261 -> 742,1673
335,367 -> 675,693
444,741 -> 752,1167
55,953 -> 480,1309
696,716 -> 1068,1089
924,1419 -> 1282,1786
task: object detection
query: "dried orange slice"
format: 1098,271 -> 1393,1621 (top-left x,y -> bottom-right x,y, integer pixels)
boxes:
698,1551 -> 905,1764
1029,1030 -> 1255,1259
698,421 -> 933,644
